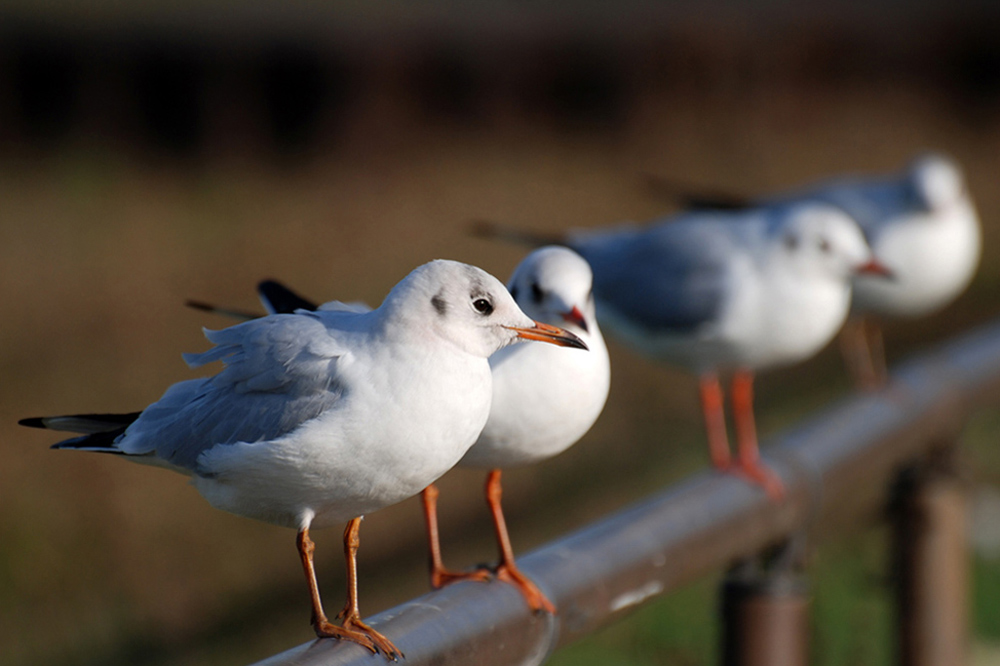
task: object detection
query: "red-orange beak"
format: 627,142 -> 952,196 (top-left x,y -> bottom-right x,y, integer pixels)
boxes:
561,305 -> 589,333
506,320 -> 588,350
855,259 -> 895,280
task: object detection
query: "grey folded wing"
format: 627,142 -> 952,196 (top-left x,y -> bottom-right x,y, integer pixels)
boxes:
770,173 -> 913,240
569,218 -> 735,334
118,312 -> 352,473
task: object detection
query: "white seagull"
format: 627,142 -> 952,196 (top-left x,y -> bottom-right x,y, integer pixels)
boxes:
190,246 -> 611,613
646,153 -> 981,388
423,246 -> 610,613
789,155 -> 981,388
476,203 -> 892,499
20,259 -> 586,660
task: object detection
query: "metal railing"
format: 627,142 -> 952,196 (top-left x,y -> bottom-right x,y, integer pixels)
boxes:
251,318 -> 1000,666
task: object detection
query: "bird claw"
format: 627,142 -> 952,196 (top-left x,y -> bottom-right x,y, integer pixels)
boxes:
495,563 -> 557,614
315,616 -> 404,662
431,566 -> 493,589
725,459 -> 786,502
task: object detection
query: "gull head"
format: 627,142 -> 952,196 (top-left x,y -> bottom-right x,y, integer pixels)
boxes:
775,204 -> 892,282
383,259 -> 587,358
909,153 -> 968,213
506,246 -> 597,335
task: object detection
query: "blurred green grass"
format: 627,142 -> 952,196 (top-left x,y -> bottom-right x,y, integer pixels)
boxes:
2,74 -> 1000,666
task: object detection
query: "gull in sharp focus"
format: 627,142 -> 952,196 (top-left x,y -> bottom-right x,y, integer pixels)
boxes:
476,203 -> 892,499
20,259 -> 586,660
190,247 -> 610,614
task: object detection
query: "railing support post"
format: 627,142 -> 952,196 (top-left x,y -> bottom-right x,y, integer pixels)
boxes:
892,444 -> 968,666
721,540 -> 810,666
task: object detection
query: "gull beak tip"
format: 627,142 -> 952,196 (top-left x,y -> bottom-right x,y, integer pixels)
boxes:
856,259 -> 895,281
510,321 -> 589,351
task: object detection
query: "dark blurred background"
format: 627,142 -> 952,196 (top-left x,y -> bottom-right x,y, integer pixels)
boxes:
2,2 -> 1000,665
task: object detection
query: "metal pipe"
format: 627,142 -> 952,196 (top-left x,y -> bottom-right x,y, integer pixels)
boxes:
251,319 -> 1000,666
893,445 -> 969,666
721,542 -> 810,666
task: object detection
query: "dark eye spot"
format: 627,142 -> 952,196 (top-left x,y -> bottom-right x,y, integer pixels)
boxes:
530,282 -> 544,304
818,237 -> 832,253
431,293 -> 448,315
473,298 -> 493,315
784,234 -> 799,251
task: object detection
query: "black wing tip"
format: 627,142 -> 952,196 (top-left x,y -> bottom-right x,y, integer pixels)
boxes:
18,417 -> 46,429
50,430 -> 127,452
256,280 -> 319,313
468,218 -> 501,238
467,218 -> 565,247
643,173 -> 753,211
257,278 -> 283,291
185,299 -> 216,312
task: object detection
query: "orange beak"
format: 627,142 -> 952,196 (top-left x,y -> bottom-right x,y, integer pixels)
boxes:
506,320 -> 588,350
855,259 -> 895,280
561,305 -> 589,333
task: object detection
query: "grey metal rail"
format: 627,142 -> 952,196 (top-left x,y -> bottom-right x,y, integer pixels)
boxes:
252,318 -> 1000,666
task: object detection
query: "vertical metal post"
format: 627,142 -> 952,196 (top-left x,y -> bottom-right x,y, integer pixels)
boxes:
893,444 -> 969,666
721,541 -> 810,666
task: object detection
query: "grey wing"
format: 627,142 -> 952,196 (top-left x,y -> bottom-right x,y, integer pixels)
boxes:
317,300 -> 373,314
118,312 -> 351,473
771,173 -> 912,238
570,217 -> 736,334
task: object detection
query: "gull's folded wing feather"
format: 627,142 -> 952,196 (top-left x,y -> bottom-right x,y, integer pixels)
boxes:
569,216 -> 743,333
119,312 -> 355,473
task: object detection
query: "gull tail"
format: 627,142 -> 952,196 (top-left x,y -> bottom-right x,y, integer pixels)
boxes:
257,280 -> 319,315
643,174 -> 754,211
468,219 -> 567,247
19,412 -> 141,453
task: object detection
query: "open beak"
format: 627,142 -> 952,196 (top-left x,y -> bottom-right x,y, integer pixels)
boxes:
507,321 -> 589,350
561,305 -> 589,333
855,259 -> 895,280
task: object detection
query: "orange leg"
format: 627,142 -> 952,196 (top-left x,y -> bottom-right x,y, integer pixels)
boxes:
729,370 -> 785,501
699,373 -> 732,469
421,484 -> 492,589
486,469 -> 556,614
864,319 -> 888,388
839,316 -> 885,391
297,521 -> 403,661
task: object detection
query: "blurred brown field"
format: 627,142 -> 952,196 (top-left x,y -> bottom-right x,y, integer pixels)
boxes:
2,7 -> 1000,665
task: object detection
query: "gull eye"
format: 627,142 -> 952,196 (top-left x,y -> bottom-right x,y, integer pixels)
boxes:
818,237 -> 832,254
530,282 -> 544,304
472,298 -> 493,315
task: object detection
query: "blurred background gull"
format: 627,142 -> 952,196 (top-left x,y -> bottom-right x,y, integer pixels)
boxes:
2,2 -> 999,665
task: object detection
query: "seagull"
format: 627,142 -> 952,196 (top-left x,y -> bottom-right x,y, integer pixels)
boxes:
475,202 -> 892,499
799,155 -> 981,388
424,246 -> 610,613
19,259 -> 586,660
645,153 -> 981,388
188,247 -> 611,614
